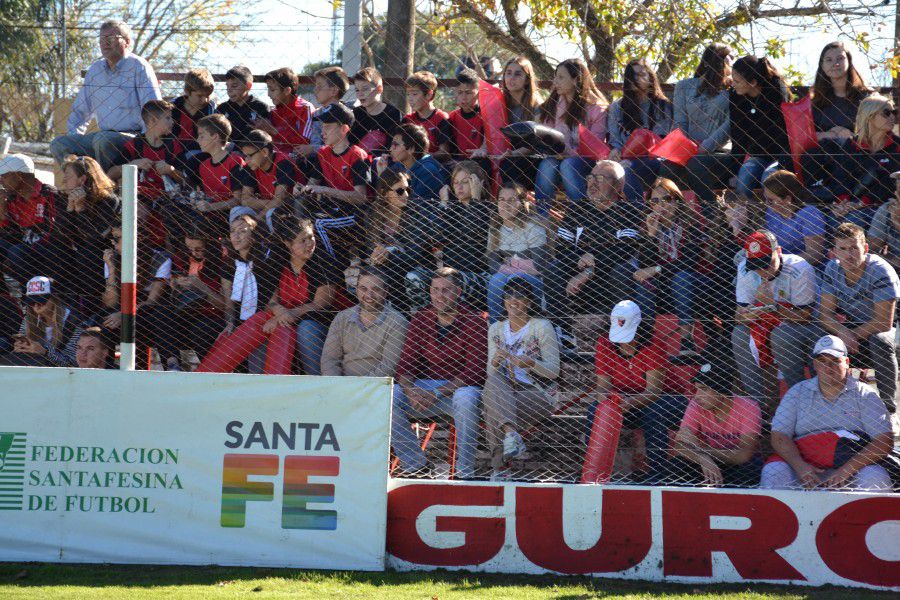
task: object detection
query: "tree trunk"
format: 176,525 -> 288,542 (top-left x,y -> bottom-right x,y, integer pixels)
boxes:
383,0 -> 415,113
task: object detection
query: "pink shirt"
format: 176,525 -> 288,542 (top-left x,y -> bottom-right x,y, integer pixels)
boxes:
680,396 -> 761,450
547,97 -> 608,156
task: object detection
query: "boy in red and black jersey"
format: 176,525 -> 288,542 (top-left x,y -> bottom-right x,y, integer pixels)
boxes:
403,71 -> 450,158
216,65 -> 271,147
300,103 -> 370,268
439,68 -> 488,162
110,100 -> 188,203
298,66 -> 351,159
239,129 -> 299,221
170,68 -> 216,150
255,67 -> 314,156
349,67 -> 402,155
0,154 -> 64,284
191,114 -> 254,232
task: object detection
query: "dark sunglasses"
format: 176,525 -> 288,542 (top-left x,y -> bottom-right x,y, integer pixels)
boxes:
649,195 -> 675,205
391,187 -> 409,195
882,108 -> 898,118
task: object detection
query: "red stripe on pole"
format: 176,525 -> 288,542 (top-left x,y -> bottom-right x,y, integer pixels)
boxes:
121,282 -> 137,316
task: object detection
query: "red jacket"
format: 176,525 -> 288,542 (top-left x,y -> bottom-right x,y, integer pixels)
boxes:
396,305 -> 487,387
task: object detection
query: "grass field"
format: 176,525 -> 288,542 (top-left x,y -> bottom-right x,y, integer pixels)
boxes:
0,565 -> 895,599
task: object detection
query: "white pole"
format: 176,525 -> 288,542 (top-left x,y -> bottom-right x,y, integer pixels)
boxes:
342,0 -> 362,103
120,164 -> 138,371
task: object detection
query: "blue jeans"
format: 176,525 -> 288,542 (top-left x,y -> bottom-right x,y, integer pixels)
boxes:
49,130 -> 135,170
535,156 -> 594,215
486,272 -> 543,323
296,319 -> 327,375
736,156 -> 780,199
623,157 -> 663,205
585,394 -> 688,484
391,380 -> 481,478
670,270 -> 711,326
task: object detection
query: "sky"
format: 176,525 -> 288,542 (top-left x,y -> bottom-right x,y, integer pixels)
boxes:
191,0 -> 895,103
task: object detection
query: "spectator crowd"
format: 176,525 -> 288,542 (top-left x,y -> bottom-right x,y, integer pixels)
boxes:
1,20 -> 898,490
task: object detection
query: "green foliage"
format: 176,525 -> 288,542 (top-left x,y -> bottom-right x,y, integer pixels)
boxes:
428,0 -> 890,83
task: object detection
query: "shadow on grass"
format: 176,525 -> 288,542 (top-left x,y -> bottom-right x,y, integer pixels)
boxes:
0,563 -> 894,598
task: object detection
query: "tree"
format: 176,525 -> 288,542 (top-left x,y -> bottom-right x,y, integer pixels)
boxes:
425,0 -> 895,82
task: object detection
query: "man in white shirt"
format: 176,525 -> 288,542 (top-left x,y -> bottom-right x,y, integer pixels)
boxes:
731,230 -> 820,411
50,20 -> 162,170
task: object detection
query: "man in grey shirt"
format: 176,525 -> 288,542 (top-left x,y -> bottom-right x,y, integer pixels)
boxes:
762,335 -> 893,491
867,171 -> 900,273
50,20 -> 161,170
320,268 -> 408,377
820,222 -> 900,412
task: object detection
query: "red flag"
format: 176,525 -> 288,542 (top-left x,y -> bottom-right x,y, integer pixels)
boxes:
621,128 -> 662,159
782,95 -> 818,181
577,123 -> 611,160
478,80 -> 511,156
649,128 -> 699,166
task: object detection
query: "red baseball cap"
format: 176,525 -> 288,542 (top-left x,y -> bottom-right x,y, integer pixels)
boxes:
743,230 -> 778,271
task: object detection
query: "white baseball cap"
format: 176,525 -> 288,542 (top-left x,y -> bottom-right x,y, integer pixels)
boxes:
0,153 -> 35,176
24,276 -> 53,303
609,300 -> 641,344
812,335 -> 848,359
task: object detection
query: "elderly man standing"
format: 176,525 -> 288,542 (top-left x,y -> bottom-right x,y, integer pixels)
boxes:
50,20 -> 162,170
761,335 -> 894,492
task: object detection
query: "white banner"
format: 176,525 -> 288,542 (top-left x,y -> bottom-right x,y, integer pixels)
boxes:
0,367 -> 392,570
387,480 -> 900,591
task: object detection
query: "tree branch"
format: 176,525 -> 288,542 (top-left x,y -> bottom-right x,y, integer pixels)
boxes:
450,0 -> 554,78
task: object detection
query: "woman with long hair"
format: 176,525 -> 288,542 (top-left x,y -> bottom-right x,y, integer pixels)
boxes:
49,155 -> 119,316
728,55 -> 792,200
608,58 -> 673,160
485,182 -> 549,322
534,58 -> 608,215
498,56 -> 544,187
632,178 -> 711,356
3,276 -> 82,367
197,218 -> 337,375
483,277 -> 560,480
608,58 -> 674,204
811,41 -> 871,142
367,169 -> 436,313
806,94 -> 899,227
762,170 -> 826,267
661,43 -> 735,213
429,160 -> 493,309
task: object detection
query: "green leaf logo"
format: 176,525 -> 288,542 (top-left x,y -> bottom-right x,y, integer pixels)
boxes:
0,433 -> 14,472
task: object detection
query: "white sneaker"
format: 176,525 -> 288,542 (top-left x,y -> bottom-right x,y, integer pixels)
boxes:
502,430 -> 526,462
490,468 -> 511,481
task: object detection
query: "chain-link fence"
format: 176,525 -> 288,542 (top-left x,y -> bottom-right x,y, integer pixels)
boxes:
1,13 -> 899,494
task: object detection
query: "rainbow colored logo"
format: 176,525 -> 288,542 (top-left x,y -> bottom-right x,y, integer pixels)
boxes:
221,454 -> 339,529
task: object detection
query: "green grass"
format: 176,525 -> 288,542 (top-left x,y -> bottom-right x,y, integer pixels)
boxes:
0,564 -> 895,599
